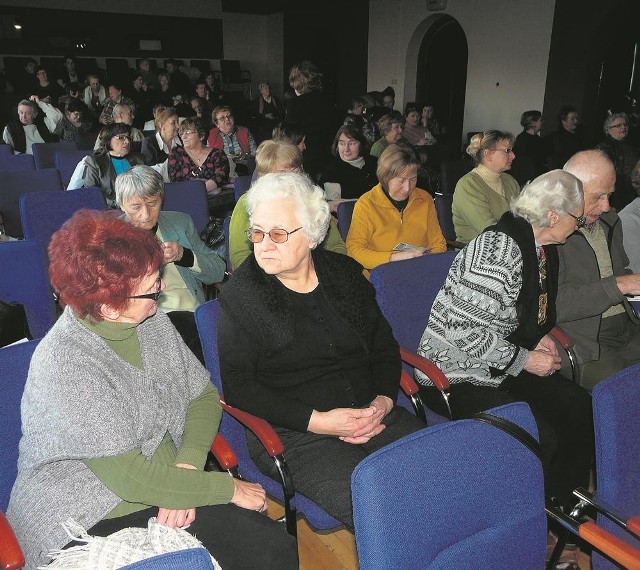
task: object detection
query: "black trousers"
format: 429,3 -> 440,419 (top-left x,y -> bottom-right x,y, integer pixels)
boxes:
420,371 -> 594,509
87,504 -> 298,570
248,406 -> 426,529
166,310 -> 205,365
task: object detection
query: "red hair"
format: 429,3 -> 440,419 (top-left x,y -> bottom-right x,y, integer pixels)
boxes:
48,209 -> 163,320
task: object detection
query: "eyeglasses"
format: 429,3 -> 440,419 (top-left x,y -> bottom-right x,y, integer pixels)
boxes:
608,123 -> 628,129
180,130 -> 196,137
216,114 -> 233,122
127,277 -> 162,301
246,227 -> 303,244
491,147 -> 515,155
113,134 -> 131,142
567,213 -> 586,228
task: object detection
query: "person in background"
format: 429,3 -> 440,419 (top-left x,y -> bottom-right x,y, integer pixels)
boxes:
402,103 -> 432,147
513,110 -> 545,177
543,105 -> 587,170
343,95 -> 378,146
381,86 -> 395,110
83,74 -> 107,117
154,72 -> 176,107
417,170 -> 593,515
218,172 -> 425,530
2,96 -> 61,154
596,112 -> 640,210
141,106 -> 181,166
165,59 -> 192,98
54,98 -> 92,142
271,121 -> 306,152
208,105 -> 257,176
320,124 -> 378,212
421,104 -> 444,141
619,159 -> 640,273
452,130 -> 520,243
84,123 -> 145,207
56,55 -> 80,91
7,209 -> 297,570
99,83 -> 135,126
116,166 -> 226,362
94,103 -> 144,152
33,65 -> 62,104
228,140 -> 346,271
168,117 -> 230,196
370,111 -> 405,158
347,143 -> 447,276
128,72 -> 152,128
254,81 -> 283,142
138,58 -> 160,91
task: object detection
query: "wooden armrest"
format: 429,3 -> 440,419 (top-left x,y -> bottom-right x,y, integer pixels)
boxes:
399,369 -> 420,395
574,488 -> 640,539
0,511 -> 25,570
220,400 -> 285,457
579,520 -> 640,570
210,433 -> 238,472
399,347 -> 450,391
629,516 -> 640,537
549,326 -> 573,350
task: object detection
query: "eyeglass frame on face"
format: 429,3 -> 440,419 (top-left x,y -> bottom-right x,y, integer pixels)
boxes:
246,226 -> 303,244
216,113 -> 233,122
489,147 -> 515,156
567,212 -> 586,228
180,130 -> 197,137
608,122 -> 628,130
112,134 -> 132,142
127,277 -> 162,301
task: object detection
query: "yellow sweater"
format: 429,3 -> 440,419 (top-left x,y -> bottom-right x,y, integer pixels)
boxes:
346,183 -> 447,273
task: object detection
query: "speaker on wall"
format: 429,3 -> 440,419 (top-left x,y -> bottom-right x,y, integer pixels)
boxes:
427,0 -> 447,11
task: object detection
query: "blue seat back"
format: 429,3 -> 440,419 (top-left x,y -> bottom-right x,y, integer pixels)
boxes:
120,548 -> 214,569
20,187 -> 107,246
0,241 -> 57,339
352,401 -> 546,570
32,142 -> 78,170
440,158 -> 472,195
194,299 -> 341,530
336,200 -> 356,241
0,169 -> 63,238
434,192 -> 455,241
0,153 -> 35,172
163,180 -> 210,234
592,364 -> 640,569
54,149 -> 92,188
234,175 -> 252,202
0,145 -> 11,157
0,340 -> 39,511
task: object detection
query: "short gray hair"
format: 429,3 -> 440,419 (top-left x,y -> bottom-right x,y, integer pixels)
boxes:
245,172 -> 330,246
603,112 -> 628,134
113,103 -> 133,119
115,165 -> 164,208
511,169 -> 583,227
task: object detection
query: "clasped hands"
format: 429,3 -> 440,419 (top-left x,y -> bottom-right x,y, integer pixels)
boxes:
308,395 -> 394,444
524,334 -> 562,377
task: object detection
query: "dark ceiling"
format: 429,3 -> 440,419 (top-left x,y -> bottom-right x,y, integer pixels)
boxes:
221,1 -> 287,14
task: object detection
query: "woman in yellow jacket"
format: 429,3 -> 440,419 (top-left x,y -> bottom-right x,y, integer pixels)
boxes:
346,144 -> 447,275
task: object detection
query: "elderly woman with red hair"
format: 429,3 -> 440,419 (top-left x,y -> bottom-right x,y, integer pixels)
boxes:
6,210 -> 297,570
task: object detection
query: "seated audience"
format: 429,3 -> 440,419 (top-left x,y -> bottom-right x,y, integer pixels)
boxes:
452,130 -> 520,243
619,159 -> 640,273
218,172 -> 425,529
421,103 -> 444,141
229,140 -> 346,271
381,86 -> 395,110
370,111 -> 405,158
543,105 -> 587,170
54,98 -> 92,142
165,59 -> 192,97
271,121 -> 306,151
7,209 -> 297,570
168,117 -> 230,196
417,170 -> 593,512
94,103 -> 143,152
99,83 -> 135,126
34,65 -> 62,104
286,60 -> 340,181
128,72 -> 152,127
138,58 -> 159,91
116,166 -> 225,362
559,150 -> 640,389
208,105 -> 257,176
320,124 -> 378,211
154,72 -> 176,107
402,103 -> 432,146
595,112 -> 639,210
255,81 -> 283,141
13,57 -> 38,99
513,110 -> 546,177
343,95 -> 378,145
84,123 -> 145,207
347,143 -> 446,275
56,55 -> 80,91
189,95 -> 212,131
83,74 -> 107,117
141,106 -> 181,166
2,96 -> 62,154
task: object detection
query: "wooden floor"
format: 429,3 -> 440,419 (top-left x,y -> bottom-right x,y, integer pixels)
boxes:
266,498 -> 592,569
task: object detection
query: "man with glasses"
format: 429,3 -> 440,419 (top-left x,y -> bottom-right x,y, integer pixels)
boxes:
596,111 -> 639,210
557,149 -> 640,389
207,105 -> 257,176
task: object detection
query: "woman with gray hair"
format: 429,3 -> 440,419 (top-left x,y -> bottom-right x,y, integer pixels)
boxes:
115,165 -> 225,362
452,129 -> 520,243
218,172 -> 425,529
596,111 -> 639,210
417,169 -> 593,513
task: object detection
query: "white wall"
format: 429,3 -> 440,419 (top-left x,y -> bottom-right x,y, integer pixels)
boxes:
368,0 -> 556,136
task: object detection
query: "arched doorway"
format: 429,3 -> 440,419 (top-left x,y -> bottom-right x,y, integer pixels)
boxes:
405,15 -> 468,159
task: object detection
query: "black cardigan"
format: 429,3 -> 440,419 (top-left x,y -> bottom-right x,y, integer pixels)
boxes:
218,249 -> 401,432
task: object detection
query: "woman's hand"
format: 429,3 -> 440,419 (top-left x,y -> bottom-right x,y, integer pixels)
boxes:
161,241 -> 183,264
231,479 -> 268,512
157,463 -> 197,528
390,250 -> 424,262
524,348 -> 561,377
205,179 -> 219,194
535,335 -> 559,358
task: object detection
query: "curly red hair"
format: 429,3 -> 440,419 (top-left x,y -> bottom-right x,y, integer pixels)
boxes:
48,209 -> 164,320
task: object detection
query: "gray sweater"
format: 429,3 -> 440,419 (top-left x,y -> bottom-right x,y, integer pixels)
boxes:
7,307 -> 212,569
